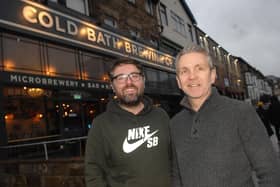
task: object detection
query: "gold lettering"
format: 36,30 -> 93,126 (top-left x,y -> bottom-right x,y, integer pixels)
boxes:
67,20 -> 78,35
55,16 -> 65,33
23,6 -> 37,24
125,42 -> 131,53
97,32 -> 106,46
87,28 -> 96,42
131,44 -> 138,56
104,34 -> 111,47
38,11 -> 53,28
138,47 -> 144,57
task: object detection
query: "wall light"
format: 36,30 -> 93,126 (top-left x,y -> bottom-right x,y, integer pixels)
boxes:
27,88 -> 44,97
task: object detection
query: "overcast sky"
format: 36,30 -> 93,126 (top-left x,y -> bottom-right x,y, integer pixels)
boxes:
185,0 -> 280,77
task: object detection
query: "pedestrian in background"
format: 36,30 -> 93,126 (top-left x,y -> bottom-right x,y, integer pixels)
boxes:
269,95 -> 280,141
85,58 -> 171,187
256,99 -> 274,137
170,44 -> 280,187
256,97 -> 279,153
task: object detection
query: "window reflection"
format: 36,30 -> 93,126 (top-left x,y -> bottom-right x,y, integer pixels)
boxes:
145,67 -> 158,88
3,87 -> 50,141
2,33 -> 42,74
144,66 -> 180,94
47,44 -> 79,78
158,70 -> 169,89
3,87 -> 107,142
81,53 -> 107,80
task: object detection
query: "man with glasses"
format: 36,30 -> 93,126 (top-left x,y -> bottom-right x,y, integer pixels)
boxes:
85,58 -> 171,187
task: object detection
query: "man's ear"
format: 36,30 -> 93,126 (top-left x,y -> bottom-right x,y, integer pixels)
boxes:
211,67 -> 217,84
176,76 -> 182,89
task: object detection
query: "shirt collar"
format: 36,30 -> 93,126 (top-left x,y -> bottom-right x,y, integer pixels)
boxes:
180,87 -> 221,112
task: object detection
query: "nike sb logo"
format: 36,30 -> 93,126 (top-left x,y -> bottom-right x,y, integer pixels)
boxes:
122,125 -> 159,153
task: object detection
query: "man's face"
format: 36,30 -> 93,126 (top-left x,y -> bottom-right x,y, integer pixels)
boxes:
111,63 -> 145,106
176,52 -> 216,105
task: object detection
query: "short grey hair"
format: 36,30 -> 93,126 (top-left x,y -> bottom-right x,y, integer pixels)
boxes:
175,44 -> 214,71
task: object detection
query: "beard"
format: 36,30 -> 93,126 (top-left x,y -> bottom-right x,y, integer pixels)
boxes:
117,85 -> 144,107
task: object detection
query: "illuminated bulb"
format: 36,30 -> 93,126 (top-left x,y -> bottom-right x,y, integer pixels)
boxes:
117,41 -> 123,48
80,28 -> 87,36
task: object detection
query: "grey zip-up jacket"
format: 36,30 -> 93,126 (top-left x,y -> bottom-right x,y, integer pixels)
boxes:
171,88 -> 280,187
85,96 -> 171,187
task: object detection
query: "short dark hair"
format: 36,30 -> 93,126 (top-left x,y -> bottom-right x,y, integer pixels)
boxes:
108,58 -> 144,81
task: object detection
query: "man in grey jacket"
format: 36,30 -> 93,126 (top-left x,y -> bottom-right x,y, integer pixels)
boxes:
170,44 -> 280,187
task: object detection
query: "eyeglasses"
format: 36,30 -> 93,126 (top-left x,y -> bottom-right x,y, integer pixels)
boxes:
112,72 -> 143,83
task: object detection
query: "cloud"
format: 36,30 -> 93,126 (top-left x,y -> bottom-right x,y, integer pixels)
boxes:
186,0 -> 280,76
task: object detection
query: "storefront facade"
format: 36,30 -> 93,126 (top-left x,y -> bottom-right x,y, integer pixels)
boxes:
0,0 -> 180,145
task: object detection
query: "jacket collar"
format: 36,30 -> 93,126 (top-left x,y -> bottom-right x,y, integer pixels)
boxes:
180,87 -> 221,112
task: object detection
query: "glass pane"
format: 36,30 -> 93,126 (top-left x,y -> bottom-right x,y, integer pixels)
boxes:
145,0 -> 153,15
3,87 -> 50,141
61,102 -> 83,131
82,101 -> 101,130
82,53 -> 105,80
169,73 -> 178,90
159,70 -> 169,89
145,67 -> 158,88
66,0 -> 87,15
160,4 -> 168,25
47,44 -> 78,78
2,33 -> 41,74
46,99 -> 61,135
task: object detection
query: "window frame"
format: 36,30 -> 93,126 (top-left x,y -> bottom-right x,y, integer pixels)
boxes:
171,11 -> 186,36
127,0 -> 136,4
160,3 -> 168,26
104,16 -> 118,29
145,0 -> 154,16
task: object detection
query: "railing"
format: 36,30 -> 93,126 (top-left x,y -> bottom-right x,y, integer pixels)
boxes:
0,136 -> 88,160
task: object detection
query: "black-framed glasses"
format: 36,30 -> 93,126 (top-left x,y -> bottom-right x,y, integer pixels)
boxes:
111,72 -> 143,83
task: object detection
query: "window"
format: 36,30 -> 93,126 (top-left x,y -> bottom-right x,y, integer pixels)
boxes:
47,44 -> 79,78
2,33 -> 42,74
217,47 -> 222,62
49,0 -> 89,15
81,53 -> 108,81
4,87 -> 54,141
199,36 -> 204,47
127,0 -> 136,4
3,86 -> 106,143
144,67 -> 158,88
169,73 -> 179,91
104,16 -> 118,28
158,70 -> 169,89
160,3 -> 168,26
203,38 -> 209,52
129,28 -> 141,38
66,0 -> 88,15
48,0 -> 59,3
171,11 -> 186,36
145,0 -> 153,15
150,37 -> 158,47
188,24 -> 193,41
